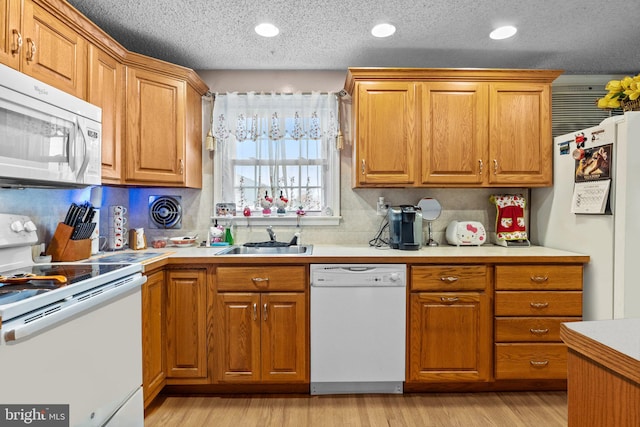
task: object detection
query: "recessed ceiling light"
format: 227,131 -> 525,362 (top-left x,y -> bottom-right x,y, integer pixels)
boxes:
490,25 -> 517,40
255,23 -> 279,38
371,23 -> 396,38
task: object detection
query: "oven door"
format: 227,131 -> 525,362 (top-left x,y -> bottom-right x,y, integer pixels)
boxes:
0,275 -> 145,426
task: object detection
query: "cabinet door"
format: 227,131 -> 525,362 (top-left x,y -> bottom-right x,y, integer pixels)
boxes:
261,293 -> 307,382
165,269 -> 207,379
421,82 -> 488,185
214,293 -> 261,382
0,0 -> 21,69
142,270 -> 165,407
87,44 -> 124,183
354,81 -> 418,186
488,82 -> 552,186
126,66 -> 186,185
21,0 -> 86,99
409,292 -> 491,382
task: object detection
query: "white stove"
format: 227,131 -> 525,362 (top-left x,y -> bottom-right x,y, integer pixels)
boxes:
0,213 -> 145,426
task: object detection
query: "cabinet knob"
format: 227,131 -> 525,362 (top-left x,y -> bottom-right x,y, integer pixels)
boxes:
11,29 -> 22,55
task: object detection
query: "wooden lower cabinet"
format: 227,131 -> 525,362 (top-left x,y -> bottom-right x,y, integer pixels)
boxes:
141,269 -> 165,408
408,265 -> 492,383
214,265 -> 308,384
214,292 -> 307,383
409,292 -> 491,382
165,268 -> 208,381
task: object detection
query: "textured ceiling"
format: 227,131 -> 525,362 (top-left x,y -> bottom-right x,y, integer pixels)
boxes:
67,0 -> 639,74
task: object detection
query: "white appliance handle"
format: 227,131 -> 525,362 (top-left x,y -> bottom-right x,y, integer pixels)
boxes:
74,118 -> 90,181
4,275 -> 146,343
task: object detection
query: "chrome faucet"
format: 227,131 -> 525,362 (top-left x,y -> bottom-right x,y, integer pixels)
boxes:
267,226 -> 277,241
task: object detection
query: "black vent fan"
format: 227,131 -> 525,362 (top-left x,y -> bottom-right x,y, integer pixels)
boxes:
149,195 -> 182,229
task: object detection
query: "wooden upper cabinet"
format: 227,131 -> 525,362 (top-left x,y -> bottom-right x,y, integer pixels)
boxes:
124,57 -> 204,188
0,0 -> 22,69
126,65 -> 187,185
354,81 -> 419,186
421,82 -> 488,185
20,0 -> 86,98
87,44 -> 124,183
488,82 -> 552,186
345,68 -> 562,188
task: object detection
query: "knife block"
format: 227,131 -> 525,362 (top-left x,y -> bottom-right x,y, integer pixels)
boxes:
46,223 -> 92,262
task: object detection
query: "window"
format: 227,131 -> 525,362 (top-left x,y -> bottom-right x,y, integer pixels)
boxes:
212,92 -> 341,224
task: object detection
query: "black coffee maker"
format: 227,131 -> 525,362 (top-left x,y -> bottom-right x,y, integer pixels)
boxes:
388,205 -> 423,250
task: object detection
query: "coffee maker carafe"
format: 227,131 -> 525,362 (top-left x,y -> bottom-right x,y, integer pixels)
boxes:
388,205 -> 423,250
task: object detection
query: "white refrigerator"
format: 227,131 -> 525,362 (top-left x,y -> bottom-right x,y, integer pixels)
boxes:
531,112 -> 640,321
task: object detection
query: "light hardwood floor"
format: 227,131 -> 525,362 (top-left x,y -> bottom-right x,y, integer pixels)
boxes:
144,392 -> 567,427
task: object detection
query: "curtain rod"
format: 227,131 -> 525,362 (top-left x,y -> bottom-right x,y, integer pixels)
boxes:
207,90 -> 348,98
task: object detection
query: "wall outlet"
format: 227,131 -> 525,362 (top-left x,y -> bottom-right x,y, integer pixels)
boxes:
376,197 -> 388,216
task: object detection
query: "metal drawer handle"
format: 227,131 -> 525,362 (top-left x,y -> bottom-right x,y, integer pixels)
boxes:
529,328 -> 550,335
263,303 -> 268,321
11,29 -> 22,55
440,276 -> 459,283
493,159 -> 498,175
253,303 -> 257,321
530,302 -> 549,309
26,38 -> 36,62
251,277 -> 270,284
478,159 -> 483,175
440,296 -> 459,303
530,360 -> 549,367
361,159 -> 366,175
530,275 -> 549,283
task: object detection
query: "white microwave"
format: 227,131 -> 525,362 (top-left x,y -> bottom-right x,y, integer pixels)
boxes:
0,63 -> 101,188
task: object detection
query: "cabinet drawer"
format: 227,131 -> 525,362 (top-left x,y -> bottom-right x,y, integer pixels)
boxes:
495,317 -> 581,342
411,265 -> 488,291
495,291 -> 582,316
216,266 -> 306,291
495,343 -> 568,379
495,265 -> 582,290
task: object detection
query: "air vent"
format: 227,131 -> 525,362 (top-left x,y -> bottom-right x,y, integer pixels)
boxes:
552,76 -> 623,137
149,195 -> 182,229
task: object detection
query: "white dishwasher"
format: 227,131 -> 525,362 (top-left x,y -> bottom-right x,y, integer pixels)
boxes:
310,264 -> 406,395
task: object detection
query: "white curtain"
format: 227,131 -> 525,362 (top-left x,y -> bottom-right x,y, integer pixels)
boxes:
212,92 -> 340,210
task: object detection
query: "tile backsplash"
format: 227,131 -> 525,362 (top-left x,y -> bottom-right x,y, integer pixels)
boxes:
0,143 -> 528,250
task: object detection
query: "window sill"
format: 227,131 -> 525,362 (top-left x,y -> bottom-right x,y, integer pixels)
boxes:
211,215 -> 341,227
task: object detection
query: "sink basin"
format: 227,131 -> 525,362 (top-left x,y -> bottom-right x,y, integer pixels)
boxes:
216,245 -> 313,256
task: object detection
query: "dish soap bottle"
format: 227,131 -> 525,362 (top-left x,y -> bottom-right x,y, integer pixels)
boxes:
224,222 -> 234,245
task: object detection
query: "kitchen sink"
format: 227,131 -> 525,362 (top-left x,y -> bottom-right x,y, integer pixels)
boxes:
215,245 -> 313,256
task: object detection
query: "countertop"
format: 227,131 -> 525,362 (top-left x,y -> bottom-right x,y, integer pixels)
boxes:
561,318 -> 640,384
109,243 -> 589,268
